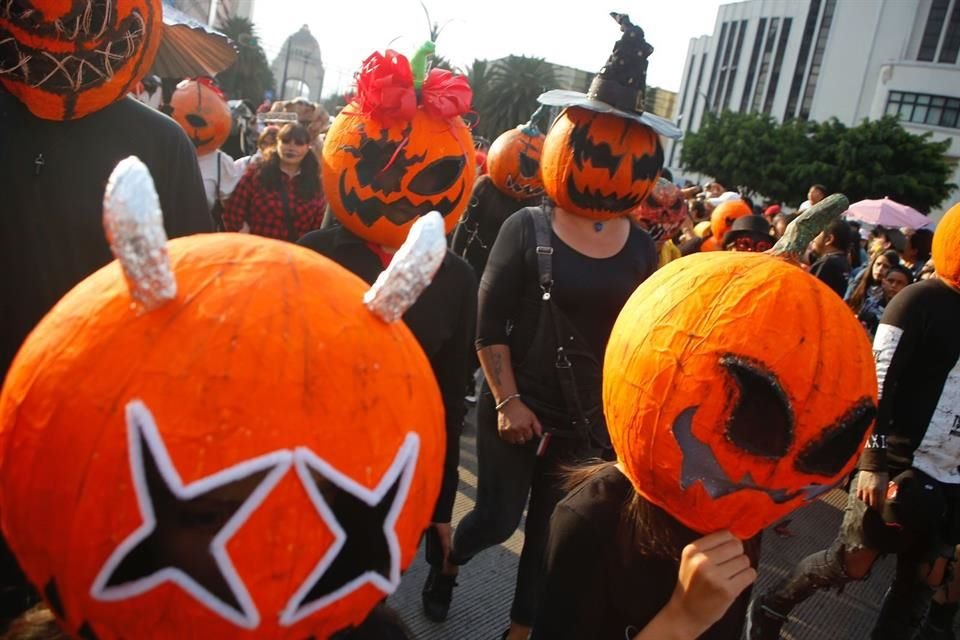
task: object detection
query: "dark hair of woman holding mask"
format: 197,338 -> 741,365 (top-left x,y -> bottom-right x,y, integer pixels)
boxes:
222,123 -> 324,240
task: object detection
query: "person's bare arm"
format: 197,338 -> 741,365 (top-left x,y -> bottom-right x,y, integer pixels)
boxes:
477,344 -> 542,445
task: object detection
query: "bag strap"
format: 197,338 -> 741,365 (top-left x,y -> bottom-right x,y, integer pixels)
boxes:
278,175 -> 298,241
530,205 -> 594,438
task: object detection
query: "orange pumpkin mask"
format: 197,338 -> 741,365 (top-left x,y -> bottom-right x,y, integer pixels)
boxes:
933,202 -> 960,289
631,178 -> 689,246
604,195 -> 878,539
706,199 -> 752,250
0,0 -> 164,120
170,78 -> 232,156
0,159 -> 446,639
322,47 -> 476,249
487,116 -> 545,200
540,107 -> 663,221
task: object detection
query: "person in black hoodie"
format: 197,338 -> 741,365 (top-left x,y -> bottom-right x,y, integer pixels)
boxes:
749,203 -> 960,640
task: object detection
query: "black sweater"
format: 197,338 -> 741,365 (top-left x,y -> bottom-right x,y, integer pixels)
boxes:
297,226 -> 477,522
861,278 -> 960,482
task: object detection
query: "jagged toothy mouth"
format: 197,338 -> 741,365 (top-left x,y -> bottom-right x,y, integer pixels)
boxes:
339,172 -> 465,226
0,1 -> 147,93
566,177 -> 641,213
505,174 -> 543,197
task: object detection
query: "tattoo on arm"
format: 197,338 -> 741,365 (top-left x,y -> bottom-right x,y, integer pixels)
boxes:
491,352 -> 503,387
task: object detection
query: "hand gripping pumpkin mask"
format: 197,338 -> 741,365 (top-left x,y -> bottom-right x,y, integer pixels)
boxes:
0,0 -> 164,120
933,201 -> 960,289
170,78 -> 233,156
0,158 -> 446,639
604,194 -> 879,539
322,44 -> 476,249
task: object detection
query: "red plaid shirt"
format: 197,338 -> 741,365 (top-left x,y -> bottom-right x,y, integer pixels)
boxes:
222,168 -> 325,241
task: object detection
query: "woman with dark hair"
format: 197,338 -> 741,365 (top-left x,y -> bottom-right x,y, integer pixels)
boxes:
222,123 -> 324,241
853,261 -> 913,337
902,228 -> 934,279
845,249 -> 900,310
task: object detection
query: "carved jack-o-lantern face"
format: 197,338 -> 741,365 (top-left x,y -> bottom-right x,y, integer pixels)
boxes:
0,0 -> 163,120
540,107 -> 663,221
323,107 -> 476,248
933,202 -> 960,289
487,125 -> 545,200
0,235 -> 445,639
631,178 -> 689,245
604,251 -> 878,538
170,79 -> 232,155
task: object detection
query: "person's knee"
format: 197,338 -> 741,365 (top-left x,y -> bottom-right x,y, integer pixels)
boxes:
842,547 -> 879,580
922,558 -> 949,589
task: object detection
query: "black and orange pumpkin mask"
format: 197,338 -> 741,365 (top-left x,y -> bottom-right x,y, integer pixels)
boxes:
0,158 -> 447,638
0,0 -> 164,120
487,109 -> 546,200
604,195 -> 878,539
170,77 -> 232,156
537,13 -> 680,220
322,43 -> 476,249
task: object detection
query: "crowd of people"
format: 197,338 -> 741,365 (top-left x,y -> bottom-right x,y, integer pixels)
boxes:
1,6 -> 959,640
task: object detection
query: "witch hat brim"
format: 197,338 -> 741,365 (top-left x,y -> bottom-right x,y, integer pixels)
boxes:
537,89 -> 681,138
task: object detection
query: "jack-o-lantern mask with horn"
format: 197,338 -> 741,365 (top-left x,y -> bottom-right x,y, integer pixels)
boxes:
0,0 -> 164,120
323,44 -> 476,249
170,77 -> 232,156
487,109 -> 546,200
604,194 -> 879,539
537,13 -> 681,221
0,158 -> 447,638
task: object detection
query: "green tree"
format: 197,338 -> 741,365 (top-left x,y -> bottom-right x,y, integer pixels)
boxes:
216,17 -> 276,104
475,55 -> 555,140
680,111 -> 955,212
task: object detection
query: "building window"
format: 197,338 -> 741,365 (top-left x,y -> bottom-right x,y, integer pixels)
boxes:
799,0 -> 836,120
741,18 -> 767,112
706,22 -> 729,110
940,0 -> 960,63
785,0 -> 821,119
886,91 -> 960,129
752,17 -> 780,113
723,19 -> 749,110
763,17 -> 793,114
919,0 -> 951,61
713,21 -> 739,112
687,52 -> 708,133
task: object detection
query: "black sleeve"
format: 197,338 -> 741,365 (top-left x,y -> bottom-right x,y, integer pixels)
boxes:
859,285 -> 923,472
432,259 -> 478,523
809,257 -> 847,298
475,209 -> 530,349
531,504 -> 605,640
450,177 -> 488,256
153,125 -> 213,236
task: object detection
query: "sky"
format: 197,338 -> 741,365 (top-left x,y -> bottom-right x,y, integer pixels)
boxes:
251,1 -> 726,99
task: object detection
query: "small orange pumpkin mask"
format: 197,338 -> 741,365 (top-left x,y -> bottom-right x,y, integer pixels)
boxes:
322,47 -> 476,248
0,160 -> 446,639
604,195 -> 878,539
706,199 -> 752,250
170,78 -> 232,155
933,202 -> 960,289
540,106 -> 663,221
0,0 -> 164,120
487,117 -> 545,200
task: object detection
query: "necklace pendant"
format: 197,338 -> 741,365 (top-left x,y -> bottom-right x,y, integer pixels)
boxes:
594,222 -> 604,232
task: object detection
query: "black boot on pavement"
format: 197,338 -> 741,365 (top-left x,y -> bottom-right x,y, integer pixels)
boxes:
422,566 -> 457,622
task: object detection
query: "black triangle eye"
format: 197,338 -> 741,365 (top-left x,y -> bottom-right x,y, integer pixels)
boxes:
518,153 -> 539,178
632,140 -> 664,182
721,355 -> 794,459
796,398 -> 877,476
408,156 -> 465,196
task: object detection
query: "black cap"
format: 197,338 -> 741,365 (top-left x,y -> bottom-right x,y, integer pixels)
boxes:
586,13 -> 654,115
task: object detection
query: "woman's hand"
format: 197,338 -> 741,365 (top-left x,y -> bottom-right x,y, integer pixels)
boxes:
855,470 -> 890,510
655,531 -> 756,638
497,398 -> 543,445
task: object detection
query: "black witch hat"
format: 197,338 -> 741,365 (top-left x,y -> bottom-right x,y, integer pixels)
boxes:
538,13 -> 681,139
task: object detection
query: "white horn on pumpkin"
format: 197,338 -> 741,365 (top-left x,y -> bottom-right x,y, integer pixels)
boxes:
364,211 -> 446,323
102,156 -> 177,310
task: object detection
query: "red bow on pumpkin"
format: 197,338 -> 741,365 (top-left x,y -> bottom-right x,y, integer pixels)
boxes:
352,50 -> 472,126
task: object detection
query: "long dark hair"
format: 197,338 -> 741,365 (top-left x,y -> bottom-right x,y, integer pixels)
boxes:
256,123 -> 320,200
563,461 -> 681,563
848,250 -> 899,312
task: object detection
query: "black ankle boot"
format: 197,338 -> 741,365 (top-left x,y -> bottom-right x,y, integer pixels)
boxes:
421,566 -> 457,622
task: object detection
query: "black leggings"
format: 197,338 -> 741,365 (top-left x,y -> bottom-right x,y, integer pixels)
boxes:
449,381 -> 573,627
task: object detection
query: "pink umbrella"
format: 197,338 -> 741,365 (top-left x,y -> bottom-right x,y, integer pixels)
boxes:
843,197 -> 934,229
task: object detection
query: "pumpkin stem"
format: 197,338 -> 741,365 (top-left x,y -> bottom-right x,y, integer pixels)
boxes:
520,105 -> 546,136
364,211 -> 447,322
102,156 -> 177,310
768,193 -> 850,261
411,41 -> 436,90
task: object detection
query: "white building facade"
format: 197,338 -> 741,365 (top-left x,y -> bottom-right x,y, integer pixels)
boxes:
668,0 -> 960,217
